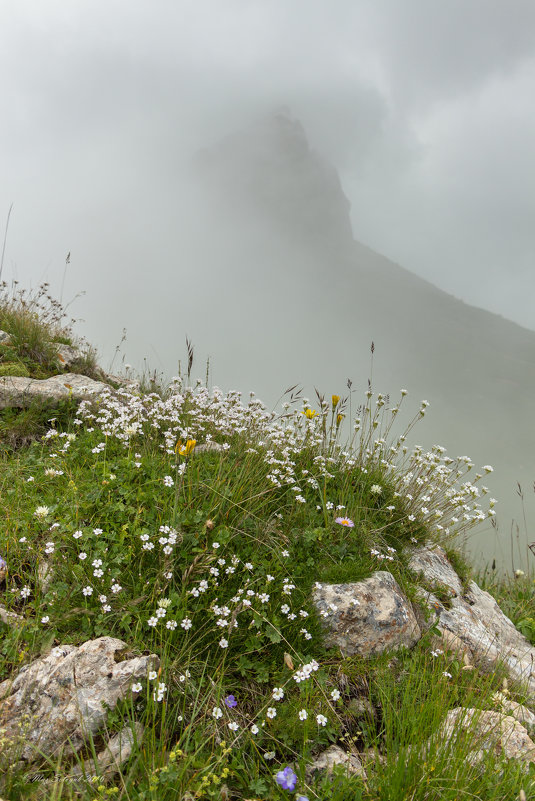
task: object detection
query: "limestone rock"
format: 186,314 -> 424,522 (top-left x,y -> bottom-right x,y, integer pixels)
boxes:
492,692 -> 535,732
0,372 -> 111,409
312,572 -> 421,657
69,722 -> 144,782
196,441 -> 225,453
0,605 -> 24,628
0,329 -> 10,344
409,545 -> 535,698
37,559 -> 53,594
306,744 -> 366,780
55,343 -> 80,368
0,637 -> 158,762
438,707 -> 535,768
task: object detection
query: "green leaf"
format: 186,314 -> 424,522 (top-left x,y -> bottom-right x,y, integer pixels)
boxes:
248,778 -> 268,796
265,626 -> 282,644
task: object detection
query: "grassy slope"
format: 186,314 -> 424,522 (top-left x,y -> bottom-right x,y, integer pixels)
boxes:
1,288 -> 534,800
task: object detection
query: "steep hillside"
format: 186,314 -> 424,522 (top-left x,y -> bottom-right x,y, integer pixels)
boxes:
180,109 -> 535,565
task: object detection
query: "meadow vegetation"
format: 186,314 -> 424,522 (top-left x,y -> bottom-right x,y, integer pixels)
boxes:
0,285 -> 534,800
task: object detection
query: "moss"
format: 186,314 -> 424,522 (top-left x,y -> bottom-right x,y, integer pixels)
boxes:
0,362 -> 31,378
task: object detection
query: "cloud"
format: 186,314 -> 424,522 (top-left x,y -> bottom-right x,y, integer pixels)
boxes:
0,0 -> 534,331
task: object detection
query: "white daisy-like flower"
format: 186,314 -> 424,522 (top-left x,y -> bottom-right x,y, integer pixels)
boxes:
266,707 -> 277,719
299,709 -> 308,720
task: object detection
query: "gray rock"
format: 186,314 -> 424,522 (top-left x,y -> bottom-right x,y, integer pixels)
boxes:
438,707 -> 535,769
306,744 -> 366,780
37,559 -> 53,594
55,344 -> 80,368
0,637 -> 158,762
409,545 -> 535,698
0,372 -> 111,409
69,722 -> 144,782
0,605 -> 24,628
0,329 -> 10,344
492,692 -> 535,732
312,572 -> 421,657
196,441 -> 226,453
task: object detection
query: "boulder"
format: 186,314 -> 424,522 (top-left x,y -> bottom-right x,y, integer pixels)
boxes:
0,605 -> 24,628
0,372 -> 111,409
491,692 -> 535,732
306,744 -> 366,780
409,545 -> 535,698
0,329 -> 10,344
195,441 -> 226,453
0,637 -> 158,762
55,343 -> 81,368
312,572 -> 421,657
69,722 -> 144,782
437,707 -> 535,769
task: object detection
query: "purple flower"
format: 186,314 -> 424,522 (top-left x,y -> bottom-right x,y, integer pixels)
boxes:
296,797 -> 309,801
335,516 -> 354,528
224,694 -> 237,708
275,766 -> 297,791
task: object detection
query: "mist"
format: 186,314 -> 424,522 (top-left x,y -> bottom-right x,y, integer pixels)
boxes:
1,1 -> 535,568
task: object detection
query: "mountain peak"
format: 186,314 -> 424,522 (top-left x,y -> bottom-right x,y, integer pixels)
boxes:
194,110 -> 354,246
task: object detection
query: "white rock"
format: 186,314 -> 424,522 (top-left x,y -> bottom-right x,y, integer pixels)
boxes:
69,722 -> 144,781
306,744 -> 366,780
492,692 -> 535,732
313,572 -> 421,657
55,344 -> 80,368
438,707 -> 535,768
0,637 -> 158,762
0,372 -> 111,409
0,605 -> 24,628
409,545 -> 535,698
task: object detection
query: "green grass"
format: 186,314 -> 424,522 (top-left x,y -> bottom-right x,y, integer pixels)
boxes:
0,291 -> 533,800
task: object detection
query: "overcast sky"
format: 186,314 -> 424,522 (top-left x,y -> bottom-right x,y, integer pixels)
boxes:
1,0 -> 534,338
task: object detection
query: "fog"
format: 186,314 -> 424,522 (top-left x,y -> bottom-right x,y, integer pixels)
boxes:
1,1 -> 535,568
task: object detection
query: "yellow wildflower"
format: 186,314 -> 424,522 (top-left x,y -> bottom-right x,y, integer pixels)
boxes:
176,438 -> 196,456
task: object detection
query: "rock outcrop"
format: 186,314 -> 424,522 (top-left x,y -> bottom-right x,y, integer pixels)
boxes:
437,707 -> 535,769
0,372 -> 110,409
312,572 -> 421,657
409,545 -> 535,698
306,744 -> 366,781
0,637 -> 158,763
